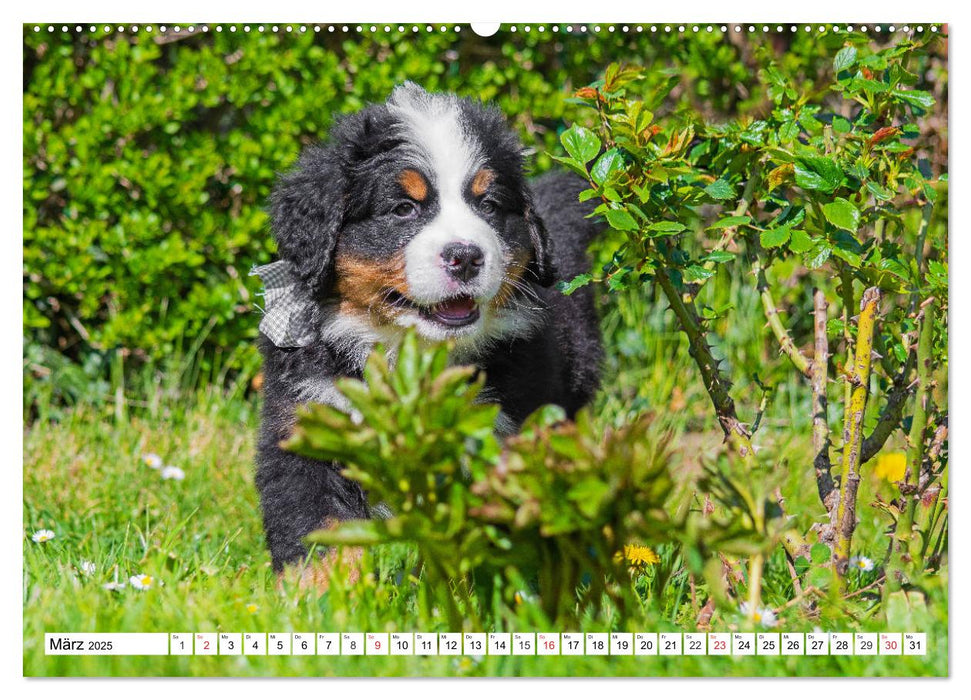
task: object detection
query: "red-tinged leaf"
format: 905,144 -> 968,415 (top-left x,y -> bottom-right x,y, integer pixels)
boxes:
869,126 -> 901,146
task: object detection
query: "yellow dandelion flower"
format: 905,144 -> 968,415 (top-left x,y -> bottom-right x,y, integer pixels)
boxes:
874,452 -> 907,482
621,544 -> 660,566
246,603 -> 259,614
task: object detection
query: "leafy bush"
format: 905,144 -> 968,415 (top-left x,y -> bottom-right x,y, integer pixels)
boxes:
24,25 -> 940,401
291,31 -> 948,626
286,332 -> 681,626
552,34 -> 947,598
22,25 -> 949,650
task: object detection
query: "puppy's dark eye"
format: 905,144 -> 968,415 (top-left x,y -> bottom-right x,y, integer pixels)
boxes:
392,201 -> 420,219
479,199 -> 498,215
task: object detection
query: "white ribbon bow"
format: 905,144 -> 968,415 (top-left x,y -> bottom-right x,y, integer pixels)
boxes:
249,260 -> 315,347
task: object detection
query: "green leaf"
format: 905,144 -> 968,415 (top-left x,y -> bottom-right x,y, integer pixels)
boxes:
900,123 -> 920,138
866,181 -> 894,201
846,77 -> 889,94
891,89 -> 935,110
760,225 -> 791,249
703,250 -> 735,264
548,154 -> 590,178
833,46 -> 858,74
794,157 -> 845,194
831,243 -> 862,268
810,543 -> 831,565
880,257 -> 912,282
805,242 -> 833,269
822,197 -> 861,233
555,273 -> 594,295
604,208 -> 639,232
606,268 -> 633,291
708,215 -> 752,230
682,264 -> 716,283
832,116 -> 852,134
787,229 -> 813,253
704,179 -> 735,200
647,221 -> 686,236
798,111 -> 822,136
560,125 -> 602,166
591,148 -> 626,185
780,120 -> 800,142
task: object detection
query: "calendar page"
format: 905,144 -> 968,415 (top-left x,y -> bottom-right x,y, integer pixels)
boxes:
22,15 -> 949,680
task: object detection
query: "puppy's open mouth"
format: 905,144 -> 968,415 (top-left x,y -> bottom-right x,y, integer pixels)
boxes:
387,291 -> 481,328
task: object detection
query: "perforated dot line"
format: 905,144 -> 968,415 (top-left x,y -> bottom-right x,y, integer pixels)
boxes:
29,24 -> 940,35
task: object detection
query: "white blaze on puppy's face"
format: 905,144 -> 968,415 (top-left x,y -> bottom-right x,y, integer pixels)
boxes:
388,84 -> 505,340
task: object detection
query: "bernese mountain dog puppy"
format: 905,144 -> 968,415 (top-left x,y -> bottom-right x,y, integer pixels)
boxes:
254,83 -> 604,573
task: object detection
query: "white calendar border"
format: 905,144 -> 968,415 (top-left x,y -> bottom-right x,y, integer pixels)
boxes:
7,1 -> 965,699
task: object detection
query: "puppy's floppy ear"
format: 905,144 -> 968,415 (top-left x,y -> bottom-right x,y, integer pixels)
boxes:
523,191 -> 557,287
270,146 -> 345,300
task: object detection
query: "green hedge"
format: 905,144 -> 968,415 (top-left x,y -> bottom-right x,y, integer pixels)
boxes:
22,24 -> 895,393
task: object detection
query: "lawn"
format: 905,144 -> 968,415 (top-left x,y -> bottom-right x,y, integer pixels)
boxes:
22,281 -> 948,677
22,22 -> 949,678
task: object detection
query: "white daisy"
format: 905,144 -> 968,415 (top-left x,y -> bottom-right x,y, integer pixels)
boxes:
129,573 -> 156,590
740,602 -> 778,627
160,466 -> 185,481
850,556 -> 875,572
31,529 -> 55,543
103,581 -> 126,591
142,453 -> 163,469
78,561 -> 96,575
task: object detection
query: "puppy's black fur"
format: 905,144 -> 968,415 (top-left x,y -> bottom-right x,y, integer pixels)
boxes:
255,87 -> 603,571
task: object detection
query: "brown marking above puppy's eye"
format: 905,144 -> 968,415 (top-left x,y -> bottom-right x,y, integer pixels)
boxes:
397,169 -> 428,202
471,168 -> 496,197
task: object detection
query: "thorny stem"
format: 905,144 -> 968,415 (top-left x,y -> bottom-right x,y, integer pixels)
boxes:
594,91 -> 614,149
912,203 -> 934,309
887,299 -> 937,590
858,207 -> 932,461
655,266 -> 755,466
755,257 -> 811,377
837,264 -> 856,446
750,383 -> 772,435
833,287 -> 881,575
812,289 -> 837,512
859,350 -> 917,463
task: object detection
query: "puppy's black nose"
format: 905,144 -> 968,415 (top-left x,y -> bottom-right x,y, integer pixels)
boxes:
441,242 -> 485,282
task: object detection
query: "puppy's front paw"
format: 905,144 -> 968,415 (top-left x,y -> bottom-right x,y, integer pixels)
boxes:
277,546 -> 364,594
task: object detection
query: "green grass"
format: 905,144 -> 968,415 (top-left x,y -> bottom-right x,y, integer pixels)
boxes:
23,283 -> 948,677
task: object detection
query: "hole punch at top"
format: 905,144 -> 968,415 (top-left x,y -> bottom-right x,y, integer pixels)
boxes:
471,23 -> 501,37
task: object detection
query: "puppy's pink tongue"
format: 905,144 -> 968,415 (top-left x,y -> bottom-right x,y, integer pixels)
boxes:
435,296 -> 477,319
